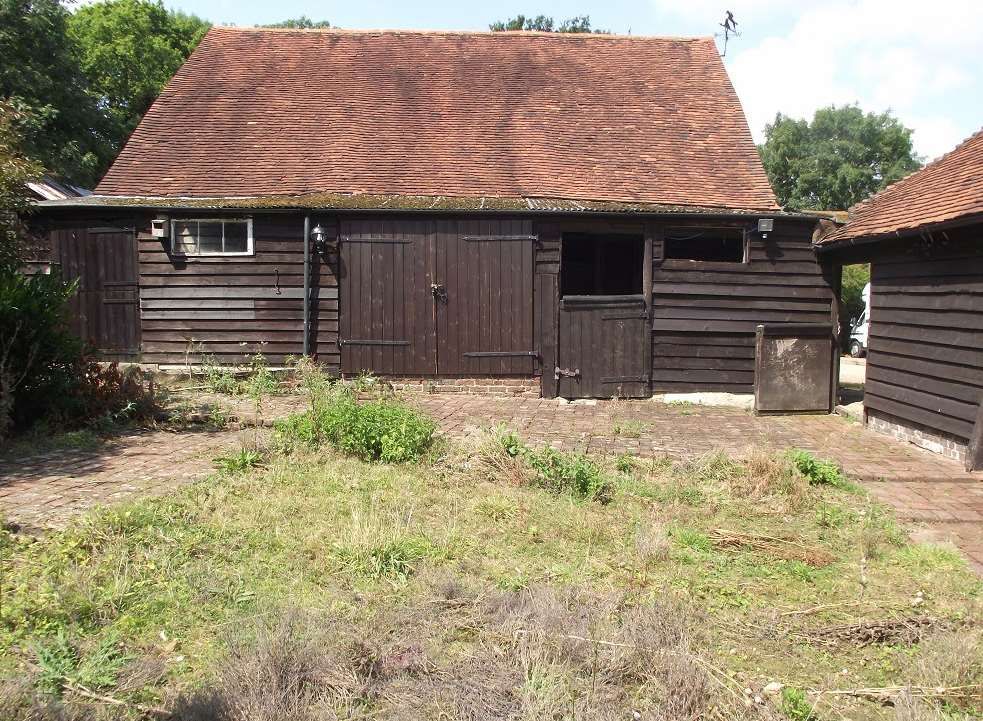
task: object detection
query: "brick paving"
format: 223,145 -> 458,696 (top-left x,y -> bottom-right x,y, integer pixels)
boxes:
0,429 -> 242,529
1,394 -> 980,572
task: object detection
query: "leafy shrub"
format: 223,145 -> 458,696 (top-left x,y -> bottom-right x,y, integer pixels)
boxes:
274,390 -> 436,463
526,447 -> 612,502
0,271 -> 82,438
0,271 -> 160,440
67,360 -> 160,427
787,449 -> 855,490
489,431 -> 612,502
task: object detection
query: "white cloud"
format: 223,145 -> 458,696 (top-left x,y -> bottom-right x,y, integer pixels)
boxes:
658,0 -> 980,159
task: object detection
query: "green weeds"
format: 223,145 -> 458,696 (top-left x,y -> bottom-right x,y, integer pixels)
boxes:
274,386 -> 436,463
214,447 -> 264,474
788,449 -> 857,491
485,429 -> 613,502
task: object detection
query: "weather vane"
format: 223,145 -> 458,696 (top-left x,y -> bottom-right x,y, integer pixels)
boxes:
716,10 -> 740,57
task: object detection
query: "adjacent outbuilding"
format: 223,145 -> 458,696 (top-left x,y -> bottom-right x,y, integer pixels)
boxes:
34,27 -> 836,400
816,127 -> 983,470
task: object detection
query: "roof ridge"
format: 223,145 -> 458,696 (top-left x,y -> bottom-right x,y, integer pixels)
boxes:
207,25 -> 712,42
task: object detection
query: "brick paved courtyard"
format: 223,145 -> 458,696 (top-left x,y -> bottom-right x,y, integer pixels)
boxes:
1,394 -> 980,571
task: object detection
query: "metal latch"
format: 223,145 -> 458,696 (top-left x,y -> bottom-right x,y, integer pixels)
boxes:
431,283 -> 447,302
554,366 -> 580,380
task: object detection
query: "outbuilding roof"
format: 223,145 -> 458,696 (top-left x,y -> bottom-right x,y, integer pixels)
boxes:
818,126 -> 983,246
94,27 -> 778,211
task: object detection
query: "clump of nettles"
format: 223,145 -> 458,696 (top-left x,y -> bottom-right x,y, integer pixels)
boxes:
787,449 -> 855,490
488,428 -> 613,503
273,370 -> 435,463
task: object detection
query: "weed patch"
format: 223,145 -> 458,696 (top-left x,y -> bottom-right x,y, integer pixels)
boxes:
214,447 -> 264,474
274,389 -> 436,463
788,449 -> 857,491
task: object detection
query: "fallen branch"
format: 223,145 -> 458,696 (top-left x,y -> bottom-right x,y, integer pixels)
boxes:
799,616 -> 941,648
710,528 -> 835,567
779,600 -> 865,617
63,680 -> 169,716
821,684 -> 983,705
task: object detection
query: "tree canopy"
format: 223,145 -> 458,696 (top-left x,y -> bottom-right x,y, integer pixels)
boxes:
0,103 -> 42,272
489,15 -> 607,33
0,0 -> 108,186
759,105 -> 921,211
68,0 -> 210,180
263,16 -> 332,29
0,0 -> 209,187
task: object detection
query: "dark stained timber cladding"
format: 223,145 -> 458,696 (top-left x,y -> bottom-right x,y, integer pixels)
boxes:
863,229 -> 983,443
650,219 -> 831,392
137,213 -> 338,367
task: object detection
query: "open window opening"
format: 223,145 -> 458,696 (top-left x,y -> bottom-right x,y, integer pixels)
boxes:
561,232 -> 644,297
664,227 -> 746,263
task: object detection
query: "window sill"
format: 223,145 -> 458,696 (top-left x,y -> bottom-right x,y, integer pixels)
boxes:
169,252 -> 256,259
659,259 -> 748,271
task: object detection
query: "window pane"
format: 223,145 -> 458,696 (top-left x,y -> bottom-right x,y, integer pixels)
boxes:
173,221 -> 197,254
664,228 -> 744,262
198,222 -> 223,253
223,222 -> 248,253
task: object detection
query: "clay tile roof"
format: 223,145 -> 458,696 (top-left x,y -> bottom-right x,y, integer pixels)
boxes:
819,126 -> 983,245
95,27 -> 778,211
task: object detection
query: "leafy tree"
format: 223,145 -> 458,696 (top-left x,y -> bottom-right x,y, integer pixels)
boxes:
0,0 -> 107,186
263,16 -> 332,29
490,14 -> 607,33
759,105 -> 921,210
0,102 -> 42,273
840,263 -> 870,344
68,0 -> 210,179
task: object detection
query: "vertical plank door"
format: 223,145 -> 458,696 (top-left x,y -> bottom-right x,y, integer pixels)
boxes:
339,218 -> 436,375
435,218 -> 537,376
557,296 -> 650,398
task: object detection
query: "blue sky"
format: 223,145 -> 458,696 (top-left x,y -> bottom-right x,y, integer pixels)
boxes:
155,0 -> 981,161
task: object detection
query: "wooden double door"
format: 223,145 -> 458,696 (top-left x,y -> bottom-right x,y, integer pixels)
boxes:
339,218 -> 537,376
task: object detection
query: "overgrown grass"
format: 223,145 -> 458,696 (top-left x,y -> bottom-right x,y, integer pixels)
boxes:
0,437 -> 980,720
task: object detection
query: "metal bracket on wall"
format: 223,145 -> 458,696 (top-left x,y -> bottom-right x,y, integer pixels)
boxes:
338,339 -> 411,347
463,351 -> 539,358
554,366 -> 580,380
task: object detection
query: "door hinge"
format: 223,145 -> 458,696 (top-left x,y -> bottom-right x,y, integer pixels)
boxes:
554,366 -> 580,380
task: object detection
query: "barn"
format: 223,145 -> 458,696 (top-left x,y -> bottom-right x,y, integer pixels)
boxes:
816,127 -> 983,469
35,27 -> 835,400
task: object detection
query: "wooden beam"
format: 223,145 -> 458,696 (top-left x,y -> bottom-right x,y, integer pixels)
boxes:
966,400 -> 983,472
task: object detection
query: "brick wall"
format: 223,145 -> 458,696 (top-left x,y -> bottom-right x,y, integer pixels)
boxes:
382,376 -> 540,397
867,409 -> 967,463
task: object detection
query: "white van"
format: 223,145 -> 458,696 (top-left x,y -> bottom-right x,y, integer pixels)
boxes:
849,282 -> 871,357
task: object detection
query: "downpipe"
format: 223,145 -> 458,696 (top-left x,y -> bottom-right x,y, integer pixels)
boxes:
302,214 -> 311,356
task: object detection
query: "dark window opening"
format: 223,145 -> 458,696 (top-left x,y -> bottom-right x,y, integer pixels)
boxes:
561,232 -> 644,296
664,227 -> 745,263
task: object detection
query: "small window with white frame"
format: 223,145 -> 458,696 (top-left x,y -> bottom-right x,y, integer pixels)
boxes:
171,218 -> 253,256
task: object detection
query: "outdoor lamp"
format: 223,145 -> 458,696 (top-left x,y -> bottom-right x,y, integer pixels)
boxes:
310,223 -> 331,253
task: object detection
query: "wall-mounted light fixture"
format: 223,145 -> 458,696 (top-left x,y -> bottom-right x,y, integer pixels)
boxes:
310,223 -> 335,254
757,218 -> 774,239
